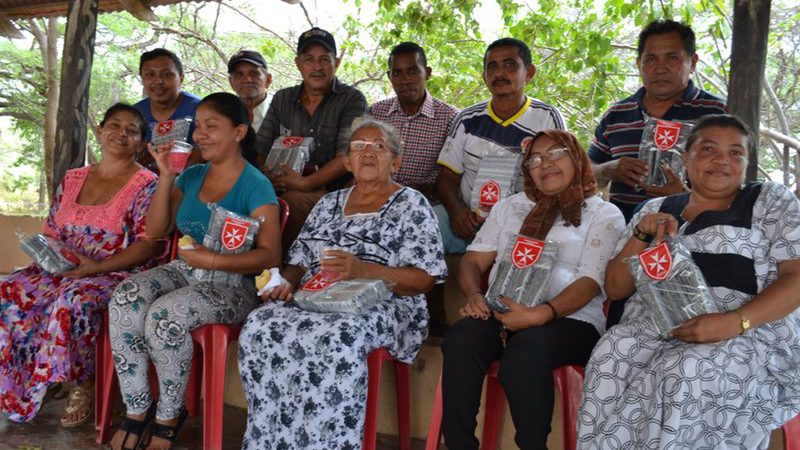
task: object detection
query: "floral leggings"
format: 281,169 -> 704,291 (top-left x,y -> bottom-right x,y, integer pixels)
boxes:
108,261 -> 258,420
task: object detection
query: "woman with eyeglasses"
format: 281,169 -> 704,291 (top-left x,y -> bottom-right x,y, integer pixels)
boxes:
237,117 -> 447,449
440,129 -> 625,449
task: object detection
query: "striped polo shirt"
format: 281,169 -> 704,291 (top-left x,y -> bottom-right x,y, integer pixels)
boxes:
588,81 -> 726,221
437,97 -> 565,203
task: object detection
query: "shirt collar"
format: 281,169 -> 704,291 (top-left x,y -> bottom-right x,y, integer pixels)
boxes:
294,77 -> 341,103
387,90 -> 434,118
635,79 -> 699,106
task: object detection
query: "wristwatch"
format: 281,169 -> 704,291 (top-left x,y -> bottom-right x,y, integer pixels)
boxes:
735,307 -> 750,334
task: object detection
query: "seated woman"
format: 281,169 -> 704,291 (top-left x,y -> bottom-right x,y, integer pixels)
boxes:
238,117 -> 447,449
440,129 -> 625,449
0,103 -> 161,425
578,114 -> 800,449
108,92 -> 281,450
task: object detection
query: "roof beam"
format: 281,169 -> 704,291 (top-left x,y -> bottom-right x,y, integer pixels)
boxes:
118,0 -> 157,21
0,11 -> 24,39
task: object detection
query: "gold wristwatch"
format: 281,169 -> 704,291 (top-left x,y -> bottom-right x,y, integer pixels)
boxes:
735,307 -> 750,334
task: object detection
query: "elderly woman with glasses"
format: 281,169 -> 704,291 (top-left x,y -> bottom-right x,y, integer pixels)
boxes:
440,129 -> 625,450
237,117 -> 447,449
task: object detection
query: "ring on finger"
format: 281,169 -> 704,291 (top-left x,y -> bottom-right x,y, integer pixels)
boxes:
656,217 -> 666,224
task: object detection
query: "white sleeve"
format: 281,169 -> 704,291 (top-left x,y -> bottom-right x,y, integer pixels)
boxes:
437,119 -> 466,174
574,202 -> 626,292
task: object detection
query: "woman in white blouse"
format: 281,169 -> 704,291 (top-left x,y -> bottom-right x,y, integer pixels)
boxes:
440,129 -> 625,450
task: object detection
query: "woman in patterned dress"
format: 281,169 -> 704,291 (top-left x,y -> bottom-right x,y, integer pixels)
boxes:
0,103 -> 161,424
238,117 -> 447,449
108,92 -> 281,450
440,129 -> 625,449
578,114 -> 800,449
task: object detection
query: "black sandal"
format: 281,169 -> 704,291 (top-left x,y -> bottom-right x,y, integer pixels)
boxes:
138,408 -> 188,449
113,410 -> 153,450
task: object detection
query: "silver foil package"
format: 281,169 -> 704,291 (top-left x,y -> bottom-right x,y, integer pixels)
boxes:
638,118 -> 692,186
471,153 -> 523,217
19,233 -> 78,274
191,204 -> 262,287
484,235 -> 558,313
627,239 -> 718,338
150,117 -> 193,146
264,136 -> 313,175
294,274 -> 391,314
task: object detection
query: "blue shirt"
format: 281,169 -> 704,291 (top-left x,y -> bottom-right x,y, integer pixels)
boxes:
588,81 -> 726,221
175,162 -> 278,243
134,90 -> 202,144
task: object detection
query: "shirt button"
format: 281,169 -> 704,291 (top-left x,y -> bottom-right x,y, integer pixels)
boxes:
309,128 -> 314,132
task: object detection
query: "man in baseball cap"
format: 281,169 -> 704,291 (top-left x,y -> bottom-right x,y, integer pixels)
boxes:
255,26 -> 367,253
228,50 -> 273,163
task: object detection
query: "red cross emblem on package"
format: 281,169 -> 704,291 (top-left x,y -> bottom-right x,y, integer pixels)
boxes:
654,120 -> 683,151
638,241 -> 672,280
511,236 -> 545,269
220,218 -> 251,251
301,272 -> 331,291
280,136 -> 304,148
156,120 -> 174,136
479,181 -> 501,207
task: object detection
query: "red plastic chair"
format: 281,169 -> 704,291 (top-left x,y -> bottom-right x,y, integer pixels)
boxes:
424,361 -> 584,450
363,347 -> 411,450
785,413 -> 800,450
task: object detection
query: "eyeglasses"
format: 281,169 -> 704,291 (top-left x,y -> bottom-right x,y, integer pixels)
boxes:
349,139 -> 393,155
525,147 -> 570,169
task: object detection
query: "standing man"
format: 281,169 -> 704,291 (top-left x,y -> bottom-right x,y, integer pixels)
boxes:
228,49 -> 273,164
256,27 -> 367,250
134,48 -> 202,171
436,37 -> 565,254
589,20 -> 726,327
590,19 -> 726,222
370,42 -> 459,198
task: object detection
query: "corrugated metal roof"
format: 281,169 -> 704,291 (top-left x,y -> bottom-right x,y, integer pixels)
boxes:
1,0 -> 203,19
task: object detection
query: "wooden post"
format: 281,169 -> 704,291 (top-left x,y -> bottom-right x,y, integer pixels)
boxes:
727,0 -> 772,182
52,0 -> 98,190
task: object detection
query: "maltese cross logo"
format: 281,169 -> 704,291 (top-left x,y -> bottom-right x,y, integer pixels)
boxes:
302,273 -> 331,291
479,181 -> 501,207
511,236 -> 545,269
156,120 -> 174,136
654,120 -> 683,151
220,218 -> 251,251
638,241 -> 672,280
280,136 -> 304,148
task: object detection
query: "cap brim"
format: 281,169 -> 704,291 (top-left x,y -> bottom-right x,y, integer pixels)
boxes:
297,38 -> 336,55
228,58 -> 267,73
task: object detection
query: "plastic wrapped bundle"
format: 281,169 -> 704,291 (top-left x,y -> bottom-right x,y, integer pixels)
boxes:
637,118 -> 692,186
150,117 -> 193,146
19,233 -> 78,274
191,204 -> 262,287
484,234 -> 559,313
264,136 -> 313,175
627,239 -> 718,338
294,273 -> 391,314
471,153 -> 523,218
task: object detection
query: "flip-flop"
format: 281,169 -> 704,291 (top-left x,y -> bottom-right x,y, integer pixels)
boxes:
60,386 -> 94,428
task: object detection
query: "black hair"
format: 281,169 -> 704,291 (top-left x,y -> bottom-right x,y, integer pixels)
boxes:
387,41 -> 428,69
637,20 -> 696,58
685,114 -> 752,151
483,37 -> 532,69
100,103 -> 147,141
139,48 -> 184,77
197,92 -> 256,157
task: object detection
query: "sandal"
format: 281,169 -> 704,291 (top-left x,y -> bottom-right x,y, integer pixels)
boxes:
139,408 -> 188,449
110,410 -> 153,450
60,386 -> 94,428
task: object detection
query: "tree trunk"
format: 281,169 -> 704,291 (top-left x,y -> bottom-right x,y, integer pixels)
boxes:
53,0 -> 98,190
727,0 -> 772,182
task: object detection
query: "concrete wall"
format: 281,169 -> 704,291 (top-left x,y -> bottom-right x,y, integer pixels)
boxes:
0,214 -> 41,273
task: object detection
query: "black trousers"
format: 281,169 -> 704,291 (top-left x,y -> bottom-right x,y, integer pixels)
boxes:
441,317 -> 600,450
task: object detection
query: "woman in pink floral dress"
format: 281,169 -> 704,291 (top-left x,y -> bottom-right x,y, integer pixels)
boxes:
0,103 -> 163,424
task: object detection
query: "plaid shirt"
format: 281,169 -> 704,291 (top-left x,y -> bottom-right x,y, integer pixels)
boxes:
369,92 -> 458,189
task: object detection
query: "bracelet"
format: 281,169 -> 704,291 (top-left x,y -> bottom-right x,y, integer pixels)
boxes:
543,301 -> 558,322
632,225 -> 653,243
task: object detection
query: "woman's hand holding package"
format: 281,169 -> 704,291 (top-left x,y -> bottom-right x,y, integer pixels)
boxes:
62,253 -> 103,278
671,311 -> 741,343
459,292 -> 490,321
493,295 -> 549,331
